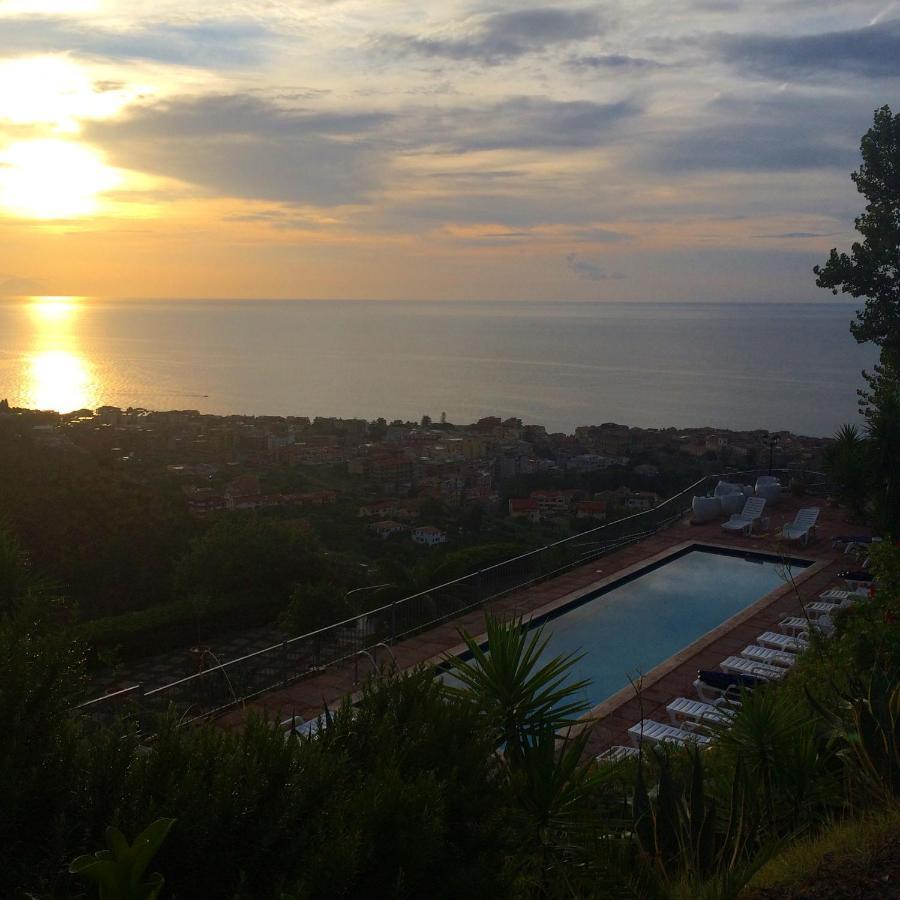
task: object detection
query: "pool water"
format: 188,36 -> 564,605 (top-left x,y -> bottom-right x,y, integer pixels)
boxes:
447,547 -> 809,709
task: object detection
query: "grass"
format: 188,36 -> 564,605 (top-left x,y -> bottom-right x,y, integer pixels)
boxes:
744,802 -> 900,894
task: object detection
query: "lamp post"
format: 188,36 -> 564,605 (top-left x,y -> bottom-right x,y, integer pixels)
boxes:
765,435 -> 780,477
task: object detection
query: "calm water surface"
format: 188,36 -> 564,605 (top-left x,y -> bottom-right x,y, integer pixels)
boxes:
446,549 -> 805,708
0,298 -> 876,435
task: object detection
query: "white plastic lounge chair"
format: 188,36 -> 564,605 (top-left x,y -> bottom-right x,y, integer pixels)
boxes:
779,615 -> 833,637
757,631 -> 808,653
720,655 -> 787,680
628,719 -> 713,748
740,644 -> 796,668
780,507 -> 820,546
595,745 -> 640,765
721,496 -> 767,535
666,697 -> 735,727
819,589 -> 857,605
803,602 -> 841,618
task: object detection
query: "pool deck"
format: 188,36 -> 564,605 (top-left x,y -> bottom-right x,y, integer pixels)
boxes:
218,496 -> 869,755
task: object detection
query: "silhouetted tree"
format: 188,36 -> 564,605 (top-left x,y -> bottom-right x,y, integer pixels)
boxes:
815,105 -> 900,531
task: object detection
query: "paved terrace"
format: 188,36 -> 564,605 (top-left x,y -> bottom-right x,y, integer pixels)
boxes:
218,495 -> 868,757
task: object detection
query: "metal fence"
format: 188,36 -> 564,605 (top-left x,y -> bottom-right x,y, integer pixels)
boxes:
77,467 -> 831,729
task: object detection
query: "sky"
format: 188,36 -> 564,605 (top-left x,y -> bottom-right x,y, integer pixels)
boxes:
0,0 -> 896,301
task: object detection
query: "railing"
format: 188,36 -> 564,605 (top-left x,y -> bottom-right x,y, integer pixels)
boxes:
77,467 -> 831,729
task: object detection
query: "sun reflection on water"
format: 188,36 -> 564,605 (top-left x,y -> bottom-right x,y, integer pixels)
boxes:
24,296 -> 100,412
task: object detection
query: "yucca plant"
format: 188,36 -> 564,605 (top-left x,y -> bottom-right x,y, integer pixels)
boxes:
70,818 -> 175,900
512,727 -> 632,898
443,614 -> 590,763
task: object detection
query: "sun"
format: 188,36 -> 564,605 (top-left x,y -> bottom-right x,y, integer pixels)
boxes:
0,140 -> 120,219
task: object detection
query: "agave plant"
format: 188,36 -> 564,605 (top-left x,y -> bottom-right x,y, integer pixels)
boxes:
443,614 -> 591,763
631,745 -> 771,900
69,818 -> 175,900
807,664 -> 900,805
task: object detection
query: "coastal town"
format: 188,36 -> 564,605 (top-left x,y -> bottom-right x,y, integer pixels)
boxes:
4,399 -> 830,549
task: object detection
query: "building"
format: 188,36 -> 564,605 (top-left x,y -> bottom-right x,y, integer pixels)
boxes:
575,499 -> 607,520
412,525 -> 448,546
370,520 -> 407,539
508,498 -> 541,523
530,489 -> 581,516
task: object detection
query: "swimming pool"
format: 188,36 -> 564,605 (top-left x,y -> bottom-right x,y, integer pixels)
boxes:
445,546 -> 810,710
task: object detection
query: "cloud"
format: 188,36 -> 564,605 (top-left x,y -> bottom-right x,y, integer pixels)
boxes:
0,16 -> 271,67
565,252 -> 624,281
0,274 -> 44,294
645,92 -> 867,174
752,230 -> 844,239
378,7 -> 603,64
420,96 -> 640,152
86,94 -> 391,206
568,53 -> 665,71
716,18 -> 900,79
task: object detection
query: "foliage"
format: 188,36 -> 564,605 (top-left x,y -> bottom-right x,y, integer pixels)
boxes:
631,744 -> 763,895
814,105 -> 900,353
713,685 -> 839,833
278,580 -> 353,636
0,432 -> 194,618
807,662 -> 900,805
747,803 -> 900,894
70,819 -> 175,900
823,424 -> 871,518
815,105 -> 900,534
444,614 -> 590,763
175,515 -> 325,606
0,531 -> 89,894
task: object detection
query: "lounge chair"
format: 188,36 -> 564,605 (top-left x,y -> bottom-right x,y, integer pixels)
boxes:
780,507 -> 820,546
804,601 -> 846,617
721,496 -> 767,535
819,589 -> 858,605
740,644 -> 796,668
720,655 -> 787,680
693,669 -> 762,705
756,631 -> 808,653
628,719 -> 713,748
595,745 -> 640,765
666,697 -> 735,727
779,615 -> 833,637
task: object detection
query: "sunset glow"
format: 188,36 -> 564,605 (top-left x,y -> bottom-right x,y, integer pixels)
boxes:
0,2 -> 894,299
0,140 -> 120,218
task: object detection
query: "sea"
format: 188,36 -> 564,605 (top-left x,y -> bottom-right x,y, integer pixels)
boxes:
0,298 -> 878,437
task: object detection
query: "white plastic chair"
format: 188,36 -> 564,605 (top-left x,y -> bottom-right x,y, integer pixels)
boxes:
757,631 -> 808,653
666,697 -> 735,727
720,655 -> 787,681
628,719 -> 713,748
721,496 -> 767,535
780,507 -> 820,546
740,644 -> 796,668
